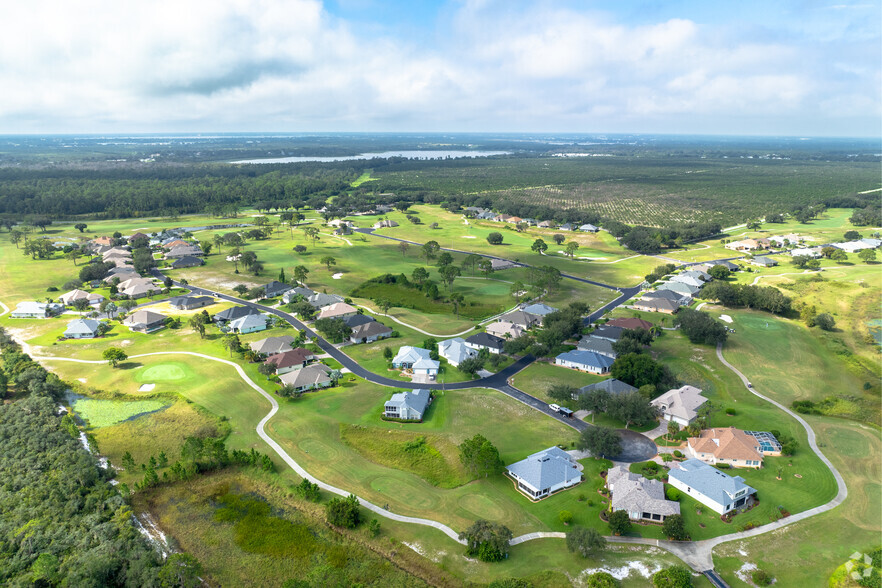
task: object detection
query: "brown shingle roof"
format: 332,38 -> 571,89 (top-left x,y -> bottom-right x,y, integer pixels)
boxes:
265,348 -> 314,370
688,427 -> 763,462
606,317 -> 653,331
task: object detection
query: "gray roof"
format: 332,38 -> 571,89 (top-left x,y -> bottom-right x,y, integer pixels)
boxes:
499,310 -> 541,328
171,255 -> 204,268
556,349 -> 615,370
385,389 -> 431,416
279,363 -> 332,389
668,459 -> 755,507
641,289 -> 688,303
634,298 -> 681,312
522,303 -> 558,316
250,335 -> 296,355
351,321 -> 392,339
708,260 -> 739,271
577,335 -> 617,358
65,318 -> 100,336
282,286 -> 317,303
168,295 -> 213,308
607,466 -> 680,516
344,314 -> 376,328
658,281 -> 700,295
214,305 -> 261,322
592,325 -> 624,341
579,378 -> 638,396
751,256 -> 778,266
308,292 -> 345,308
465,332 -> 505,350
229,314 -> 266,331
123,309 -> 166,327
651,385 -> 707,423
263,281 -> 292,297
438,337 -> 478,364
506,447 -> 580,492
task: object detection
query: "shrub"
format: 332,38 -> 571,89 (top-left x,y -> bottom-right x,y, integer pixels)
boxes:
559,510 -> 573,525
325,494 -> 361,528
673,450 -> 684,458
665,486 -> 680,501
607,510 -> 631,536
652,565 -> 693,587
751,569 -> 774,586
661,453 -> 673,462
725,407 -> 737,416
716,463 -> 732,469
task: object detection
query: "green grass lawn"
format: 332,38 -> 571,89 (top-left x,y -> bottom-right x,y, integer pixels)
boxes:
73,397 -> 168,428
509,361 -> 607,405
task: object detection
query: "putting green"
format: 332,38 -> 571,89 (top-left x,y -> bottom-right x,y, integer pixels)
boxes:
135,363 -> 190,382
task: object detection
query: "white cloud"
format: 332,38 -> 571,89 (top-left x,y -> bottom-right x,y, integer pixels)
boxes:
0,0 -> 877,135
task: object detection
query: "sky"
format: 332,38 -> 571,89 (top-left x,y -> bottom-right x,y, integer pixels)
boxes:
0,0 -> 879,136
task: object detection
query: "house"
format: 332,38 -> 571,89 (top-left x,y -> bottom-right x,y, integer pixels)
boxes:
11,302 -> 51,319
373,219 -> 399,229
606,317 -> 653,331
657,281 -> 701,297
554,350 -> 615,374
499,310 -> 541,329
249,335 -> 297,356
606,466 -> 680,522
171,255 -> 205,269
411,357 -> 440,380
579,224 -> 599,232
686,427 -> 764,468
667,459 -> 757,515
349,321 -> 393,344
464,332 -> 505,354
708,260 -> 739,271
681,269 -> 712,282
576,335 -> 617,359
591,325 -> 625,342
632,298 -> 680,314
559,223 -> 574,231
168,296 -> 214,310
833,240 -> 874,253
391,346 -> 432,369
343,314 -> 375,329
64,318 -> 101,339
789,247 -> 822,258
522,303 -> 558,317
279,363 -> 333,393
438,337 -> 478,367
384,389 -> 432,421
91,236 -> 114,247
506,446 -> 581,500
578,378 -> 638,398
750,256 -> 778,267
123,310 -> 166,333
860,238 -> 882,248
317,302 -> 358,320
264,347 -> 314,375
743,431 -> 783,456
507,216 -> 523,224
327,219 -> 353,228
262,281 -> 292,299
162,239 -> 189,250
307,292 -> 345,309
725,239 -> 763,251
490,258 -> 517,270
485,320 -> 525,339
214,305 -> 261,323
282,287 -> 317,304
651,385 -> 707,427
121,282 -> 162,299
129,232 -> 149,243
537,220 -> 554,229
670,274 -> 705,288
229,313 -> 267,334
641,289 -> 691,306
59,289 -> 105,307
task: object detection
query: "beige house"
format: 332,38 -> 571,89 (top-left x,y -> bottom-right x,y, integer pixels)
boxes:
485,320 -> 525,339
686,427 -> 764,468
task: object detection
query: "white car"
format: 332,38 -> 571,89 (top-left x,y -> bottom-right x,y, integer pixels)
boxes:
549,403 -> 561,412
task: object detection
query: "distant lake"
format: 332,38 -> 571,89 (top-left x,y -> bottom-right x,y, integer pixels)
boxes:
231,150 -> 511,164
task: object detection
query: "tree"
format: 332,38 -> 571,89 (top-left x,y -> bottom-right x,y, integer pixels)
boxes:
188,316 -> 206,339
293,265 -> 309,284
548,384 -> 578,405
463,253 -> 482,274
661,514 -> 688,540
258,363 -> 276,380
303,226 -> 320,245
531,238 -> 548,254
552,233 -> 565,245
383,346 -> 393,361
314,318 -> 352,343
708,264 -> 730,280
565,241 -> 580,258
421,240 -> 440,264
577,426 -> 621,458
651,565 -> 693,588
158,553 -> 203,588
326,494 -> 361,528
477,258 -> 493,276
72,298 -> 91,313
437,251 -> 454,267
858,248 -> 877,263
830,249 -> 848,262
438,264 -> 460,288
102,347 -> 128,367
320,256 -> 336,271
398,241 -> 409,256
746,220 -> 762,230
459,434 -> 504,478
74,223 -> 88,233
676,308 -> 728,345
223,334 -> 241,357
611,353 -> 671,389
412,266 -> 429,285
449,292 -> 465,316
233,284 -> 249,296
378,298 -> 393,315
295,478 -> 320,501
585,572 -> 619,588
278,267 -> 286,283
814,313 -> 835,331
566,526 -> 606,557
667,421 -> 680,442
843,230 -> 862,240
368,518 -> 381,538
607,509 -> 631,536
293,244 -> 307,254
607,391 -> 657,429
459,520 -> 512,562
559,510 -> 573,525
578,388 -> 610,423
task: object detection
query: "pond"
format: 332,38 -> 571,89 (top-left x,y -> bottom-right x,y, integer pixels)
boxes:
868,319 -> 882,345
230,150 -> 511,164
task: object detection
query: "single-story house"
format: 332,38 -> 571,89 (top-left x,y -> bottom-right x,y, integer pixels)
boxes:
499,310 -> 541,329
860,238 -> 882,248
307,292 -> 345,309
229,313 -> 267,334
64,318 -> 101,339
168,296 -> 214,310
537,220 -> 554,229
651,385 -> 707,427
578,378 -> 638,398
464,332 -> 505,354
250,335 -> 297,356
262,281 -> 292,299
657,281 -> 701,297
59,289 -> 105,307
344,314 -> 375,328
707,260 -> 739,271
317,302 -> 358,320
554,350 -> 615,374
750,256 -> 778,267
279,364 -> 333,393
121,283 -> 162,299
391,346 -> 433,369
576,335 -> 617,359
171,255 -> 205,269
264,347 -> 314,375
789,247 -> 823,258
632,298 -> 680,314
373,219 -> 399,229
725,239 -> 764,251
485,320 -> 525,339
490,258 -> 517,271
129,232 -> 149,243
559,223 -> 574,231
162,239 -> 189,250
123,310 -> 166,333
282,287 -> 317,304
91,236 -> 114,247
438,337 -> 478,367
349,321 -> 393,344
522,303 -> 557,317
506,446 -> 581,500
214,305 -> 261,323
641,289 -> 691,306
327,219 -> 353,228
667,458 -> 757,515
165,245 -> 204,259
411,357 -> 440,379
670,274 -> 705,288
591,325 -> 625,342
579,224 -> 599,232
681,269 -> 712,282
606,317 -> 653,331
687,427 -> 764,468
606,466 -> 681,522
833,240 -> 874,253
384,389 -> 432,421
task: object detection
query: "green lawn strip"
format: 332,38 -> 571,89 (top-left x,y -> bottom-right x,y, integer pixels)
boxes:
712,417 -> 882,587
509,361 -> 607,405
73,397 -> 168,428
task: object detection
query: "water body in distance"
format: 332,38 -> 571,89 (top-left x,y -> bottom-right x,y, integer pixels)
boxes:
230,150 -> 511,164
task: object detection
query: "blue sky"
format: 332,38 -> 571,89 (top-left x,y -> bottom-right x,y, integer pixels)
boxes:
0,0 -> 878,136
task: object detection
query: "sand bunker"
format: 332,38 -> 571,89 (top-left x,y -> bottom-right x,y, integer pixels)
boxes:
138,384 -> 156,392
332,273 -> 344,279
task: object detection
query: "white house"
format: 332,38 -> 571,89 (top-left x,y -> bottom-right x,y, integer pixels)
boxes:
64,318 -> 101,339
229,314 -> 267,334
554,350 -> 615,374
506,446 -> 581,500
10,301 -> 51,319
384,389 -> 432,420
437,338 -> 477,367
651,385 -> 707,427
667,459 -> 757,515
